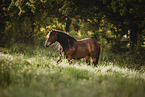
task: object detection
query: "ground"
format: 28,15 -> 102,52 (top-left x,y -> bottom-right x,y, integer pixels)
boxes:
0,45 -> 145,97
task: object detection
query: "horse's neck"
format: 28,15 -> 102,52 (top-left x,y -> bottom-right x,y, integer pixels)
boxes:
57,33 -> 76,50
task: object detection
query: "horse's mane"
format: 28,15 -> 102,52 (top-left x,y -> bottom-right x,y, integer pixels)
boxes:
52,30 -> 76,41
52,29 -> 76,48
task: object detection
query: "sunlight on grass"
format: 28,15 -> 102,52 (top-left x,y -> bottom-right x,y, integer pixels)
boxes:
0,47 -> 145,97
56,58 -> 145,82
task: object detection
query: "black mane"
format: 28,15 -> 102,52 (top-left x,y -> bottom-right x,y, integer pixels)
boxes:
52,30 -> 76,49
52,30 -> 76,41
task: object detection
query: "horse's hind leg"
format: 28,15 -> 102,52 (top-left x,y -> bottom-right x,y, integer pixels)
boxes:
92,57 -> 98,66
85,56 -> 90,65
92,47 -> 100,66
92,54 -> 100,66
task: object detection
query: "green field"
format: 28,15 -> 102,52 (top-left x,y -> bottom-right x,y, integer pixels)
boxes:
0,44 -> 145,97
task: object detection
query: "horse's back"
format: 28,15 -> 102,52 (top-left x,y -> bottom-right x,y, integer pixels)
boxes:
77,38 -> 100,54
78,38 -> 99,48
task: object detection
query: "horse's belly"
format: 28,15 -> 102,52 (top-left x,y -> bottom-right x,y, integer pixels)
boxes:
73,47 -> 89,59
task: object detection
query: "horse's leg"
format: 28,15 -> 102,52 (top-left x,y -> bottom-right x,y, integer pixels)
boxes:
85,56 -> 90,65
67,58 -> 73,64
57,49 -> 63,63
57,54 -> 62,63
92,54 -> 100,66
92,57 -> 98,66
92,47 -> 100,66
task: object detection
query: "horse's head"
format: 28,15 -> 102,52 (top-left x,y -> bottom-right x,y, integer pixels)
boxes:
45,30 -> 58,47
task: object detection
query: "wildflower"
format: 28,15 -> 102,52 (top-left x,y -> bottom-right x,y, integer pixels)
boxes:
42,71 -> 45,74
50,71 -> 54,73
74,65 -> 78,68
81,81 -> 85,85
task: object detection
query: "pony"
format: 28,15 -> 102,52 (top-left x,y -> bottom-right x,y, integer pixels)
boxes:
45,30 -> 100,66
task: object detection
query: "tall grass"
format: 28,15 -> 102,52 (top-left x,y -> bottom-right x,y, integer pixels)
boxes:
0,44 -> 145,97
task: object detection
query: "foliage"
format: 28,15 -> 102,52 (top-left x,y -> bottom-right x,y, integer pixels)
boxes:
0,45 -> 145,97
101,0 -> 145,51
1,0 -> 144,46
0,0 -> 144,63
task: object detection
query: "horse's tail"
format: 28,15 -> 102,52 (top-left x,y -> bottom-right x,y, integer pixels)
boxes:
96,46 -> 100,64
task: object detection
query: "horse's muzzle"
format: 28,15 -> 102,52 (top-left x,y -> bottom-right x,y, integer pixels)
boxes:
44,41 -> 51,48
45,44 -> 50,48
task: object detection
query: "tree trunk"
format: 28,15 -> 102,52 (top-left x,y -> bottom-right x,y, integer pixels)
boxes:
130,29 -> 138,51
65,17 -> 71,32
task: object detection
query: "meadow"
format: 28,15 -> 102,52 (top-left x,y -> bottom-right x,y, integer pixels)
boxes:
0,44 -> 145,97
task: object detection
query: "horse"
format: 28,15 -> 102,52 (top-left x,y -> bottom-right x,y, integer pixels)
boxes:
45,29 -> 100,66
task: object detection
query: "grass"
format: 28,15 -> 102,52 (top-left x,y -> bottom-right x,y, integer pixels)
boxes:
0,44 -> 145,97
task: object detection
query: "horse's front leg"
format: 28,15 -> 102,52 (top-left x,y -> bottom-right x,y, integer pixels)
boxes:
57,48 -> 63,63
85,56 -> 90,65
57,56 -> 62,63
66,54 -> 74,64
65,47 -> 76,64
68,58 -> 73,64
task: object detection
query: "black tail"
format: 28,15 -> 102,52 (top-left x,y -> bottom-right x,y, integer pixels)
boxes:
96,47 -> 100,64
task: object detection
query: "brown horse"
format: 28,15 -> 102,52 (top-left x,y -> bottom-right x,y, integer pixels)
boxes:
45,30 -> 100,66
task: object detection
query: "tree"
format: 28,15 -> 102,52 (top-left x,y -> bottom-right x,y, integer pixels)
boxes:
0,0 -> 11,47
100,0 -> 145,52
1,0 -> 144,51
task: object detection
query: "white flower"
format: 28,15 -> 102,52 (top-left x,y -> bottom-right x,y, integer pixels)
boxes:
50,71 -> 54,73
81,81 -> 85,85
74,65 -> 78,68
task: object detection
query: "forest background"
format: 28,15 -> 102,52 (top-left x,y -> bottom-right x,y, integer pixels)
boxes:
0,0 -> 145,65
